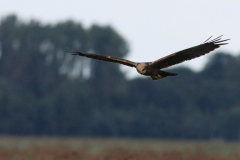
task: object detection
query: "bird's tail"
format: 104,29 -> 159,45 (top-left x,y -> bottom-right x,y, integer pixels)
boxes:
151,70 -> 178,80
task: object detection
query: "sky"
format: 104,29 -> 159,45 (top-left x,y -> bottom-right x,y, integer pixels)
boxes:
0,0 -> 239,78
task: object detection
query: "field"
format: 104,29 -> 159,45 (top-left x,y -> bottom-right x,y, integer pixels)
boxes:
0,137 -> 239,160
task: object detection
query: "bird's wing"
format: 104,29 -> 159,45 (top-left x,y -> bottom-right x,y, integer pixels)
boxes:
150,35 -> 230,69
71,51 -> 137,67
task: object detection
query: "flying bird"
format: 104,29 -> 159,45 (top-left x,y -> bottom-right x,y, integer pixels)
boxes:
72,35 -> 229,80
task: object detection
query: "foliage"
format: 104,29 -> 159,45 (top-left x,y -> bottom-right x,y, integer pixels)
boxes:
0,15 -> 240,139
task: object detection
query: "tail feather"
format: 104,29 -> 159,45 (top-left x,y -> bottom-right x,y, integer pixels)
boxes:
151,70 -> 178,80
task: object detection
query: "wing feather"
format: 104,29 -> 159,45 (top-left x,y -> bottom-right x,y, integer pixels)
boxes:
150,35 -> 230,69
71,51 -> 137,67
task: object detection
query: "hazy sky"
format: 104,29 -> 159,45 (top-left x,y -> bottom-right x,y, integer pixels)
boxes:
1,0 -> 239,78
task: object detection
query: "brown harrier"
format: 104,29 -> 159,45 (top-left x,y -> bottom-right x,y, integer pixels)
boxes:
72,35 -> 229,80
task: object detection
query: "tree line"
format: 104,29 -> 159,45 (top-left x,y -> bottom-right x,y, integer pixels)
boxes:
0,15 -> 240,139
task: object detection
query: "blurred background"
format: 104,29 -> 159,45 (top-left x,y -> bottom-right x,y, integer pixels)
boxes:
0,0 -> 240,139
0,1 -> 240,159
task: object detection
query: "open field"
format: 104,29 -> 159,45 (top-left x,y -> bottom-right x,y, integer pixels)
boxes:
0,137 -> 239,160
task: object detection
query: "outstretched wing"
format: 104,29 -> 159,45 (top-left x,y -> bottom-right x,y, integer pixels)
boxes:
150,35 -> 230,69
72,51 -> 137,67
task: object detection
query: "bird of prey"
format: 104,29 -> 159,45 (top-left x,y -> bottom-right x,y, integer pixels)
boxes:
72,35 -> 229,80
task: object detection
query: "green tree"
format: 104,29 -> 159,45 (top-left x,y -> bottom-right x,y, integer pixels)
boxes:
87,25 -> 130,107
1,14 -> 240,139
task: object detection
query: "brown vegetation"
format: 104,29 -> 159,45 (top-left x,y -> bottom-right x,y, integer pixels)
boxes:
0,137 -> 239,160
0,147 -> 239,160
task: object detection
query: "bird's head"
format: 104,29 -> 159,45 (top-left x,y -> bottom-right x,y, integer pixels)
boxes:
136,63 -> 147,75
